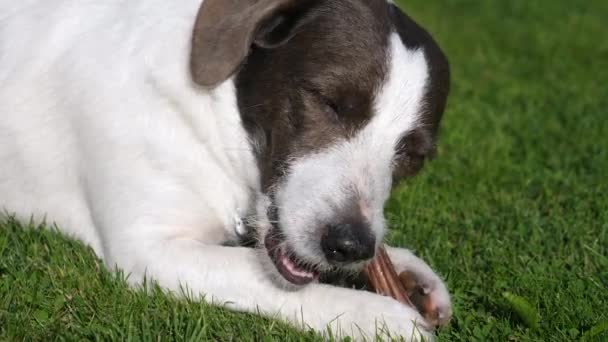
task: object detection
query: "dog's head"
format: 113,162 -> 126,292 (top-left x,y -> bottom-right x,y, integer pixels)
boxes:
191,0 -> 449,287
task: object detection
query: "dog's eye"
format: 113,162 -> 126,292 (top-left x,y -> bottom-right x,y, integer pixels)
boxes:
320,96 -> 339,115
302,87 -> 339,116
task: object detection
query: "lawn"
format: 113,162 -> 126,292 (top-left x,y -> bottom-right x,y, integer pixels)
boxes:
1,0 -> 607,340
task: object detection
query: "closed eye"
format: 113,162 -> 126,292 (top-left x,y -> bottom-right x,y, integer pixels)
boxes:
302,86 -> 339,116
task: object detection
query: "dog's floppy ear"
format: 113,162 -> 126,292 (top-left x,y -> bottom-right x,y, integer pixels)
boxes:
190,0 -> 316,87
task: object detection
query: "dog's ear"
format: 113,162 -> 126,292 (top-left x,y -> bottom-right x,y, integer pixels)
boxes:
190,0 -> 316,87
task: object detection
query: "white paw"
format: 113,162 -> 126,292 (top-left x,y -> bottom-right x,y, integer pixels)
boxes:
296,284 -> 434,341
385,246 -> 453,327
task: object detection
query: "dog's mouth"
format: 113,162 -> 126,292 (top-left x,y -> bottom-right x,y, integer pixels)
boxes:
264,229 -> 320,286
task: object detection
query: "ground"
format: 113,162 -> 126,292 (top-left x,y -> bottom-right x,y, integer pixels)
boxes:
1,0 -> 607,340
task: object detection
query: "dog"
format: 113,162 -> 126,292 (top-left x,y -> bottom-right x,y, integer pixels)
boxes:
0,0 -> 452,339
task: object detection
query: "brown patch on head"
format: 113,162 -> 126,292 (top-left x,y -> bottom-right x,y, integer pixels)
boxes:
190,0 -> 450,192
235,0 -> 393,190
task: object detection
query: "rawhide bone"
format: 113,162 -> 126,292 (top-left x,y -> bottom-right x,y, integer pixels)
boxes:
364,246 -> 414,307
364,245 -> 438,325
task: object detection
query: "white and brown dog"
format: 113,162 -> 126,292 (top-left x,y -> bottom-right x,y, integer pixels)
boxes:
0,0 -> 452,340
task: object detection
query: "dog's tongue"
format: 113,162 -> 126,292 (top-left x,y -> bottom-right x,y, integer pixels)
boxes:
265,230 -> 319,285
277,249 -> 318,285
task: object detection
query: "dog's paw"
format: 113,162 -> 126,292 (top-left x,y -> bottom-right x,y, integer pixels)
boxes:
385,246 -> 453,327
398,269 -> 452,327
299,285 -> 434,341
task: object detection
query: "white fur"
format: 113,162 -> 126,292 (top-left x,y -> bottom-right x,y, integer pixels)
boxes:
0,1 -> 449,340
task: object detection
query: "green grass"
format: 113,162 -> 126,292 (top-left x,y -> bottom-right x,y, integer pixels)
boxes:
1,0 -> 607,340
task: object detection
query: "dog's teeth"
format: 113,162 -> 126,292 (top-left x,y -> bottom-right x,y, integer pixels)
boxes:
294,268 -> 312,279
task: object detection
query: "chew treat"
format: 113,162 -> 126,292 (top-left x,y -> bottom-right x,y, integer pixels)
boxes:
364,246 -> 443,327
364,246 -> 414,307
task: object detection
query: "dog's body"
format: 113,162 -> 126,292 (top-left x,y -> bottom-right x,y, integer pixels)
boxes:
1,0 -> 452,339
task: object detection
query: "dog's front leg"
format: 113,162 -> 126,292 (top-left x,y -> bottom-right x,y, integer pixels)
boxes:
113,236 -> 432,341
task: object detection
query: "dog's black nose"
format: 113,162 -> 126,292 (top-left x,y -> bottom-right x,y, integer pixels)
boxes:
321,222 -> 376,263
